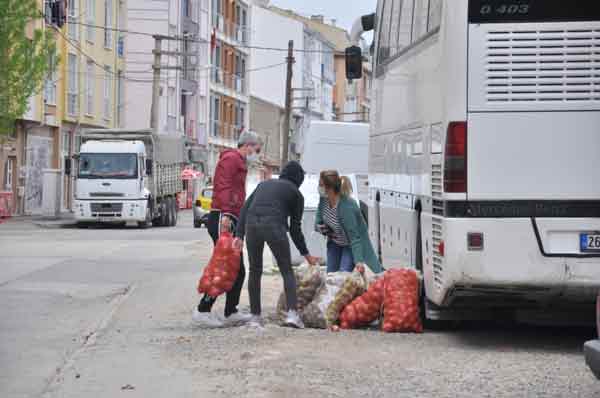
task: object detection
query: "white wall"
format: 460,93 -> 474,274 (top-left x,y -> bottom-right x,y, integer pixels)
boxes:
250,6 -> 303,108
124,0 -> 182,135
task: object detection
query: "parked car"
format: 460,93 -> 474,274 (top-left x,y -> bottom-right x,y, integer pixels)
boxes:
584,295 -> 600,379
193,187 -> 213,228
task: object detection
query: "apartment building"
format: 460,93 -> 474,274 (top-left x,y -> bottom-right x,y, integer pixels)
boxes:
204,0 -> 251,176
248,4 -> 303,173
250,5 -> 335,164
0,0 -> 125,215
61,0 -> 126,211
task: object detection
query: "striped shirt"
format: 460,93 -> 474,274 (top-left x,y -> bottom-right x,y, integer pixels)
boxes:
322,200 -> 349,247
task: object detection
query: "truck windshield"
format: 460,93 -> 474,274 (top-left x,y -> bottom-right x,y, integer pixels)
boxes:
79,153 -> 138,179
469,0 -> 600,23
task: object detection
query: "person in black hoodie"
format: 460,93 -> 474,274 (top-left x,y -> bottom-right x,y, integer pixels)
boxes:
234,161 -> 319,329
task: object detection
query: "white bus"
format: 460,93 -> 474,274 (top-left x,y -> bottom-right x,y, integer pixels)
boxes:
348,0 -> 600,323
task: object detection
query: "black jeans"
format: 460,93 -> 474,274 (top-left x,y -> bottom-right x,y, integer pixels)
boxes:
245,217 -> 297,316
197,210 -> 245,317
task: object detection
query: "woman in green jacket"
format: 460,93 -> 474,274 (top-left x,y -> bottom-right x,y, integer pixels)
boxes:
315,170 -> 383,274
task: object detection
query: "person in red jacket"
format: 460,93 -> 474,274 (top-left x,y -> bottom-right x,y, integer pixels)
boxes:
193,131 -> 262,328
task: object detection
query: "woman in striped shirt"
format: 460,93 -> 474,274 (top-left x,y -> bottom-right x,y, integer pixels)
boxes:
315,171 -> 382,274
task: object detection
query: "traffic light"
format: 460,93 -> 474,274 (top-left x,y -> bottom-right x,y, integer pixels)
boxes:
345,45 -> 363,80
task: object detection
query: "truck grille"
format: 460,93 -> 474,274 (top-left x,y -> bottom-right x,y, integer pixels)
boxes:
485,28 -> 600,104
90,203 -> 123,213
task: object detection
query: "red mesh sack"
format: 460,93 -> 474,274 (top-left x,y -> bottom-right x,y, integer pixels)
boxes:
339,277 -> 384,330
197,232 -> 241,298
382,269 -> 423,333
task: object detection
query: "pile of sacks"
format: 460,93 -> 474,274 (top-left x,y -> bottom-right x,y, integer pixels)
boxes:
276,265 -> 423,333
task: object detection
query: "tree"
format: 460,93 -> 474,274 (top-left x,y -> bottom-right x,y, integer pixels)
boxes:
0,0 -> 57,137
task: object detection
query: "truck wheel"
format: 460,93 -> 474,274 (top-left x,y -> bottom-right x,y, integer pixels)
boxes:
170,198 -> 178,227
166,197 -> 174,227
159,200 -> 168,227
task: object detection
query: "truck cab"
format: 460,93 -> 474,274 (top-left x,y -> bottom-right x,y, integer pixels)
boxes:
74,140 -> 150,224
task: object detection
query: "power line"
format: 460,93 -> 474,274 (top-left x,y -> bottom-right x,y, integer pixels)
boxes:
67,20 -> 343,55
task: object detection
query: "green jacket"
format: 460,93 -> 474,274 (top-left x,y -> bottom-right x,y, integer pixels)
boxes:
315,196 -> 383,274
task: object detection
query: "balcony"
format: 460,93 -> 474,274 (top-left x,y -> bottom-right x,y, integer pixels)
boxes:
211,68 -> 246,97
212,13 -> 250,46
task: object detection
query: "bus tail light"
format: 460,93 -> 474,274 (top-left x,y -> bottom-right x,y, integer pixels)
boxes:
444,121 -> 467,193
438,240 -> 445,257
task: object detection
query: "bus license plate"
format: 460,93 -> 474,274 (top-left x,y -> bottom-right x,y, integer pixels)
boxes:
581,234 -> 600,252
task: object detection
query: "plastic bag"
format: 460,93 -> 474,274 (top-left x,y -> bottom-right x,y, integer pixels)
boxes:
325,271 -> 368,326
197,232 -> 241,298
382,269 -> 423,333
302,273 -> 350,329
276,264 -> 323,318
339,277 -> 385,329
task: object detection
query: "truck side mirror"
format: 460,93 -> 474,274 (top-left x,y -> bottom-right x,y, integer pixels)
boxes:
64,158 -> 72,176
145,159 -> 153,176
345,45 -> 363,80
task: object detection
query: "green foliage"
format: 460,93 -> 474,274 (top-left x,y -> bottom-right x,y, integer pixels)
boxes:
0,0 -> 57,136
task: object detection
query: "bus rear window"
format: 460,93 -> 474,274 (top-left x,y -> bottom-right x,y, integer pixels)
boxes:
469,0 -> 600,23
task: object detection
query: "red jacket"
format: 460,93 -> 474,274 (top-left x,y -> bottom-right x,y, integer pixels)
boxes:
211,149 -> 247,218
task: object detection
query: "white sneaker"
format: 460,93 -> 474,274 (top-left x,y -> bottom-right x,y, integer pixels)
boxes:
192,309 -> 224,329
224,311 -> 253,327
247,315 -> 264,329
283,310 -> 304,329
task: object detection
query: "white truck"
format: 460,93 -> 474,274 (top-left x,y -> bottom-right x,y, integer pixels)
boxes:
73,129 -> 187,228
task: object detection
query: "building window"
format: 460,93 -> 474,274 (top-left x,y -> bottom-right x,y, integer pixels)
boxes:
241,7 -> 248,44
212,0 -> 222,30
62,130 -> 72,154
3,159 -> 13,192
86,0 -> 95,42
85,59 -> 94,115
104,66 -> 112,119
68,0 -> 79,41
212,42 -> 222,83
44,54 -> 57,105
67,53 -> 79,116
183,0 -> 191,18
210,94 -> 220,137
104,0 -> 113,48
44,0 -> 53,24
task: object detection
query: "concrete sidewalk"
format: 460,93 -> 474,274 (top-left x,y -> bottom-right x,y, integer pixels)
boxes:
31,212 -> 78,229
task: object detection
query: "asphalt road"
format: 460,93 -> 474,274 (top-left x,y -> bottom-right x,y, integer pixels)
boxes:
0,212 -> 598,398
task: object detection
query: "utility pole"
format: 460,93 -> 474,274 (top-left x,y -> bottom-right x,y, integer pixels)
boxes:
282,40 -> 294,166
150,35 -> 163,131
150,35 -> 188,132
